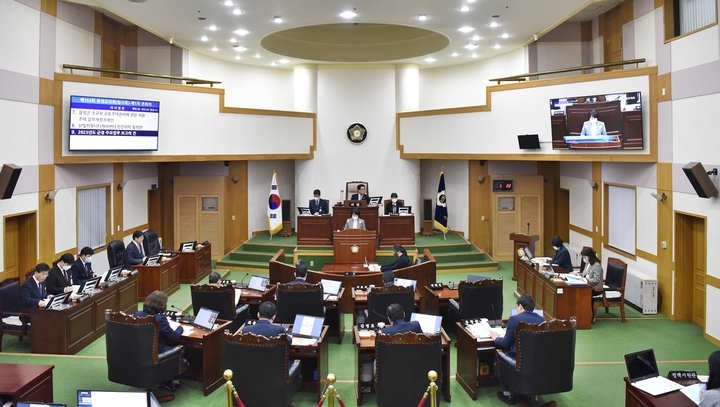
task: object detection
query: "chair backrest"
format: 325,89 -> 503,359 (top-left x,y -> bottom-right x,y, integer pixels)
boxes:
275,283 -> 324,323
143,229 -> 161,256
105,311 -> 161,373
457,278 -> 503,320
190,284 -> 235,320
107,240 -> 126,269
605,258 -> 627,290
514,319 -> 576,394
0,278 -> 21,314
367,285 -> 415,325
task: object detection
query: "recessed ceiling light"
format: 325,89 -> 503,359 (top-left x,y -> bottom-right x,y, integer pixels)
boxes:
471,35 -> 481,41
254,54 -> 262,58
488,22 -> 499,28
501,33 -> 510,39
222,0 -> 234,6
272,16 -> 283,23
235,56 -> 241,60
209,25 -> 218,31
464,43 -> 478,49
472,53 -> 478,58
425,57 -> 436,62
493,44 -> 501,49
467,0 -> 477,3
417,14 -> 428,21
459,6 -> 470,12
458,26 -> 474,33
201,36 -> 209,42
229,37 -> 236,42
279,59 -> 290,64
271,62 -> 277,66
451,52 -> 458,57
233,45 -> 247,51
234,29 -> 249,36
211,47 -> 218,51
232,9 -> 242,15
340,11 -> 357,18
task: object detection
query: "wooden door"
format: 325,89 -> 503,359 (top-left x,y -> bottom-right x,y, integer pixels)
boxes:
4,216 -> 19,278
176,195 -> 198,243
3,212 -> 37,282
602,5 -> 623,70
675,212 -> 706,327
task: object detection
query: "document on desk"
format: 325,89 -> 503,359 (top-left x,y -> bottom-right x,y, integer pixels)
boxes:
680,383 -> 705,405
291,337 -> 317,346
323,294 -> 338,301
235,288 -> 242,305
368,264 -> 381,272
168,320 -> 195,336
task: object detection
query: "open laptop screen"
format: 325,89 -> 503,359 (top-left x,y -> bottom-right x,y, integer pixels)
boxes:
247,275 -> 269,291
625,349 -> 660,383
320,279 -> 342,296
17,403 -> 67,407
78,390 -> 152,407
394,277 -> 417,291
193,307 -> 219,330
291,314 -> 324,338
410,312 -> 442,334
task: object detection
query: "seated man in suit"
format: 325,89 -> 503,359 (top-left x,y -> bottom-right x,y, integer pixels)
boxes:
491,294 -> 546,405
382,303 -> 423,336
242,301 -> 286,337
71,246 -> 97,285
46,253 -> 76,295
343,208 -> 366,230
382,270 -> 395,287
309,189 -> 328,215
350,184 -> 370,204
20,263 -> 52,312
125,230 -> 147,270
385,192 -> 401,215
288,264 -> 312,285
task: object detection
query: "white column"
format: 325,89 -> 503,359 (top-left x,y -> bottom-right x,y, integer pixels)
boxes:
395,64 -> 419,112
294,64 -> 318,112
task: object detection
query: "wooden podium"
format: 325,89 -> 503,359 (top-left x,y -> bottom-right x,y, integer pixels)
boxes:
509,233 -> 539,281
378,215 -> 415,246
297,215 -> 333,245
332,202 -> 379,232
333,229 -> 377,263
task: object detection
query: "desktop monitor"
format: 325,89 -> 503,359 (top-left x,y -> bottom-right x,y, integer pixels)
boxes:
103,266 -> 123,283
522,246 -> 533,259
144,255 -> 161,266
368,196 -> 383,206
45,292 -> 70,310
398,206 -> 411,214
77,276 -> 101,294
410,312 -> 443,334
247,275 -> 269,292
178,241 -> 196,252
394,277 -> 417,291
78,390 -> 159,407
193,306 -> 219,330
297,207 -> 311,215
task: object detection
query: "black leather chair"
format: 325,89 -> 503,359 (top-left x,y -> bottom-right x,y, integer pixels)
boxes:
0,277 -> 30,351
107,240 -> 126,269
367,285 -> 415,325
449,278 -> 503,322
105,311 -> 186,401
275,283 -> 324,323
497,319 -> 576,407
190,284 -> 249,333
375,332 -> 443,407
143,229 -> 161,256
224,332 -> 301,407
593,257 -> 627,323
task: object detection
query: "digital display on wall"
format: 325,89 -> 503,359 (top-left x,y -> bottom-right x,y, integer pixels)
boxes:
69,95 -> 160,151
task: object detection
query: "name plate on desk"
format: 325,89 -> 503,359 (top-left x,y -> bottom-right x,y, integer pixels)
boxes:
668,371 -> 698,380
355,285 -> 369,291
358,323 -> 376,330
429,283 -> 444,290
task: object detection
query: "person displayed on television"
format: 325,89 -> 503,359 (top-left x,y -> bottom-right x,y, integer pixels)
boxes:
381,303 -> 423,336
380,244 -> 410,272
385,192 -> 401,215
71,246 -> 97,284
125,230 -> 147,270
309,189 -> 328,215
20,263 -> 53,312
579,109 -> 607,137
550,235 -> 574,272
701,351 -> 720,406
46,253 -> 76,295
351,184 -> 370,204
575,247 -> 603,290
343,208 -> 366,230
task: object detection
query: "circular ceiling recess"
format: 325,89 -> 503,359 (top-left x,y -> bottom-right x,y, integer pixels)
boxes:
261,23 -> 450,63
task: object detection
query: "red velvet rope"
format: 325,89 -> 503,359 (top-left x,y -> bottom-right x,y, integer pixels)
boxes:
337,398 -> 346,407
234,394 -> 245,407
417,395 -> 427,407
317,398 -> 325,407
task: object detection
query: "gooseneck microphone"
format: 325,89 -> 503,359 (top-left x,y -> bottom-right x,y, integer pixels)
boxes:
370,309 -> 389,323
527,222 -> 530,236
171,304 -> 190,315
239,272 -> 249,288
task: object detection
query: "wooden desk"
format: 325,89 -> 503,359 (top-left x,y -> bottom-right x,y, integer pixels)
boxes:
378,215 -> 415,246
516,260 -> 591,329
289,325 -> 329,402
318,264 -> 383,313
333,205 -> 379,232
0,364 -> 54,405
176,243 -> 212,284
133,256 -> 180,301
29,275 -> 138,354
420,285 -> 459,314
297,215 -> 333,246
352,289 -> 421,325
352,327 -> 451,406
324,288 -> 345,344
236,285 -> 277,318
333,229 -> 377,263
624,377 -> 696,407
178,319 -> 232,396
455,322 -> 499,400
509,233 -> 539,281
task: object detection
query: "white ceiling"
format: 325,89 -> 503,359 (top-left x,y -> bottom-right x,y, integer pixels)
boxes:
67,0 -> 622,69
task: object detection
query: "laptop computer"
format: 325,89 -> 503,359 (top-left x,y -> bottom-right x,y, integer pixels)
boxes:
624,349 -> 685,396
78,390 -> 159,407
289,314 -> 324,339
394,277 -> 417,291
103,266 -> 123,283
178,241 -> 196,252
320,279 -> 342,296
76,276 -> 101,295
247,275 -> 269,292
297,207 -> 311,215
143,255 -> 161,266
45,292 -> 71,310
410,312 -> 442,334
17,403 -> 67,407
192,306 -> 219,331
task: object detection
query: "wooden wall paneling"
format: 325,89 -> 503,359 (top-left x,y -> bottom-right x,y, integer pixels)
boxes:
4,216 -> 19,277
174,177 -> 225,260
603,5 -> 624,69
113,164 -> 123,241
224,161 -> 248,254
538,162 -> 559,257
39,164 -> 55,262
148,188 -> 161,234
158,163 -> 180,250
468,160 -> 490,254
177,196 -> 198,243
592,162 -> 602,254
101,16 -> 121,77
40,0 -> 57,16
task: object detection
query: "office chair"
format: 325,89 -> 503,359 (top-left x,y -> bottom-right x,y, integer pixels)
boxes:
0,277 -> 31,351
449,278 -> 503,322
497,319 -> 576,407
190,284 -> 249,332
142,230 -> 161,256
107,240 -> 126,269
275,282 -> 324,323
592,257 -> 627,323
224,332 -> 301,407
367,285 -> 415,325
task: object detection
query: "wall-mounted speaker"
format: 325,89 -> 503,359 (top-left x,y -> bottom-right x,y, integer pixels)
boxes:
281,199 -> 291,221
682,162 -> 718,198
0,164 -> 22,200
423,199 -> 433,221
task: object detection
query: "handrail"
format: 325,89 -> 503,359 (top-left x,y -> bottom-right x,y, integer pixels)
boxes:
62,64 -> 221,86
488,58 -> 646,84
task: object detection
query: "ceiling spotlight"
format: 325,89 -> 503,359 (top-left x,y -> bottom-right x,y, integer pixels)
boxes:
458,26 -> 474,33
464,43 -> 478,49
201,36 -> 209,42
212,46 -> 218,51
254,54 -> 262,58
209,25 -> 218,31
451,52 -> 458,57
233,45 -> 247,51
222,0 -> 234,5
232,9 -> 242,15
471,53 -> 478,58
272,16 -> 283,23
234,56 -> 241,60
471,35 -> 481,41
234,29 -> 249,36
424,57 -> 436,62
279,59 -> 289,64
168,37 -> 174,44
340,11 -> 357,18
501,33 -> 510,39
459,6 -> 470,12
488,22 -> 499,28
493,44 -> 501,49
417,14 -> 428,21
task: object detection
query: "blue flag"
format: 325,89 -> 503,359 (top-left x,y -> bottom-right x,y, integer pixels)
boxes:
434,171 -> 449,233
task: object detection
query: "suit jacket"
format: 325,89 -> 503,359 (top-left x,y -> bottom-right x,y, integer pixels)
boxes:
382,318 -> 423,336
350,193 -> 371,204
20,277 -> 48,312
385,201 -> 400,215
46,265 -> 73,295
579,120 -> 607,137
287,278 -> 313,285
380,254 -> 411,272
70,258 -> 94,285
551,245 -> 573,272
242,319 -> 286,337
309,198 -> 328,215
494,310 -> 545,357
134,310 -> 183,353
343,218 -> 366,230
125,241 -> 145,270
581,261 -> 604,289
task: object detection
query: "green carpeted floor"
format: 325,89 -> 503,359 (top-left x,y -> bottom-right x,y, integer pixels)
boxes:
1,261 -> 716,407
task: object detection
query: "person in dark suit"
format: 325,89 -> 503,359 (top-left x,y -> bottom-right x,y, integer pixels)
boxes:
350,184 -> 370,204
384,192 -> 401,215
550,235 -> 573,272
46,253 -> 76,295
491,294 -> 546,405
309,189 -> 328,215
71,246 -> 97,285
242,301 -> 286,337
381,303 -> 423,336
20,263 -> 52,312
380,244 -> 410,272
126,230 -> 147,270
343,208 -> 367,230
382,270 -> 395,287
287,264 -> 313,285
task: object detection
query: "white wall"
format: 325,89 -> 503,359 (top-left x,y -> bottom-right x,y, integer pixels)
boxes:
420,160 -> 468,235
248,160 -> 295,235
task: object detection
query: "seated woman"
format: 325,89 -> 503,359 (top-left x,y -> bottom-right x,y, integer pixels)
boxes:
576,247 -> 603,290
701,351 -> 720,407
381,244 -> 410,272
343,208 -> 366,230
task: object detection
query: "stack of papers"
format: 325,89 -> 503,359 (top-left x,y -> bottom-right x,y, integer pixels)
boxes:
291,337 -> 317,346
368,264 -> 381,272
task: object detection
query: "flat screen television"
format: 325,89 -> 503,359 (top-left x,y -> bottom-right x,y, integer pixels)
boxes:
69,96 -> 160,151
549,91 -> 643,150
